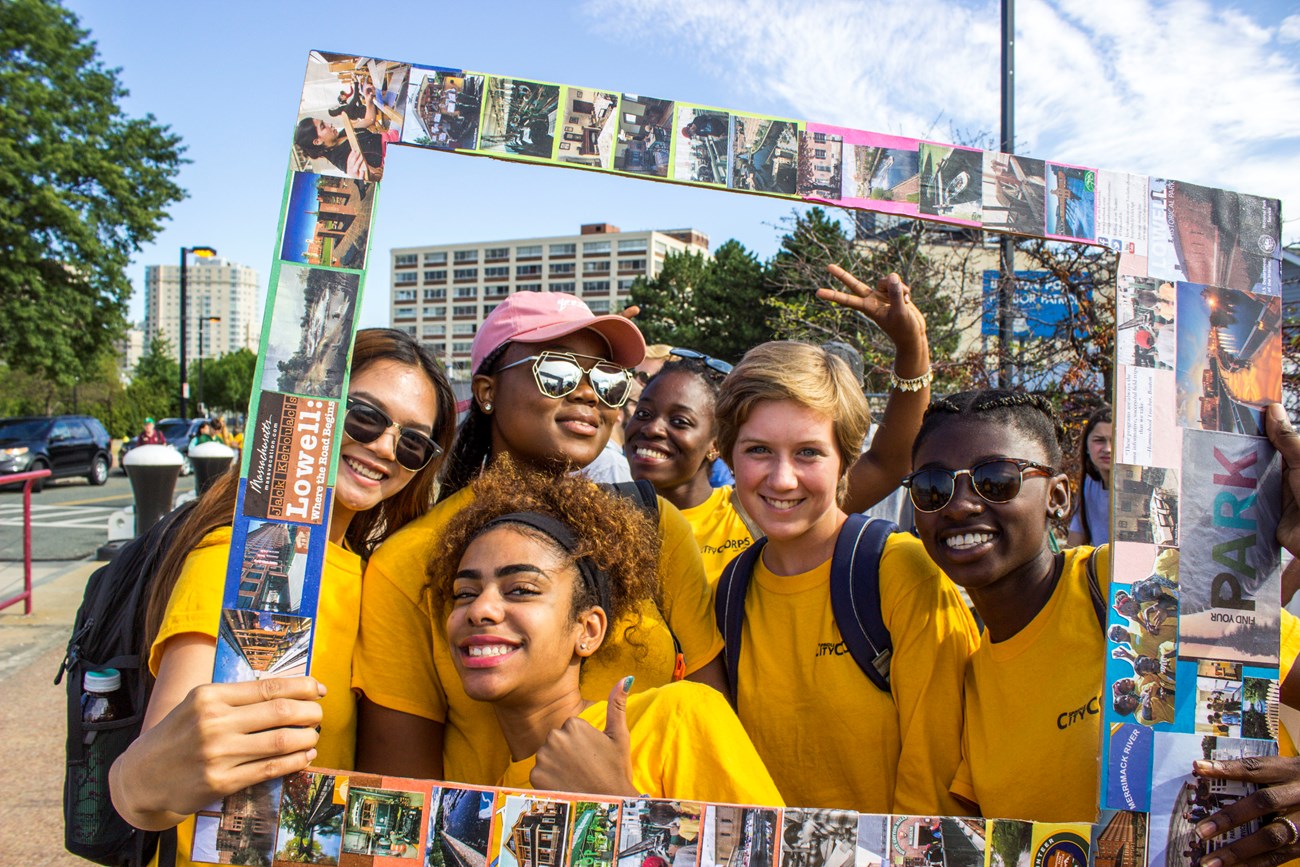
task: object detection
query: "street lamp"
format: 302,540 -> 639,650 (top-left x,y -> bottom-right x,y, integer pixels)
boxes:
197,315 -> 222,415
179,245 -> 217,419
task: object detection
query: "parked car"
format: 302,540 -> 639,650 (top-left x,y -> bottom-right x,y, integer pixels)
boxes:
0,415 -> 113,492
118,417 -> 211,476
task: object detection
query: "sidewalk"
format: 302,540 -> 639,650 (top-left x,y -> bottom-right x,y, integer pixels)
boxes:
0,558 -> 102,865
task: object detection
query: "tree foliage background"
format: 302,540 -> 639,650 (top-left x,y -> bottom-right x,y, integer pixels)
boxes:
0,0 -> 186,386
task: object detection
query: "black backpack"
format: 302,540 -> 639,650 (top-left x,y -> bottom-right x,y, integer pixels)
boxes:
56,502 -> 197,866
715,512 -> 898,699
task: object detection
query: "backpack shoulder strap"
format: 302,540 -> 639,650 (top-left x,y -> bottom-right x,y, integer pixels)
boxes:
727,487 -> 763,543
829,513 -> 897,693
713,538 -> 766,703
1085,548 -> 1107,634
603,479 -> 660,522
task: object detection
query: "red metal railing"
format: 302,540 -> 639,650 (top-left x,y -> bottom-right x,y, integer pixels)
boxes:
0,468 -> 52,614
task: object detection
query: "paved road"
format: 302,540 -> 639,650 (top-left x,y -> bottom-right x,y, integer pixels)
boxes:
0,471 -> 198,561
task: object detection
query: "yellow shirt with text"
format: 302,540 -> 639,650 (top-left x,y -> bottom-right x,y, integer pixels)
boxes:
148,526 -> 362,867
680,486 -> 753,589
499,682 -> 783,805
1280,609 -> 1300,757
353,485 -> 725,785
736,533 -> 979,815
950,545 -> 1110,823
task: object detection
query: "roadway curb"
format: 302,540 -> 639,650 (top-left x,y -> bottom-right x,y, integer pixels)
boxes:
0,560 -> 99,681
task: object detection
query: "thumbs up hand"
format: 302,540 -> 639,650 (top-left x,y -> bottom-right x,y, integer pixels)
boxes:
531,676 -> 637,797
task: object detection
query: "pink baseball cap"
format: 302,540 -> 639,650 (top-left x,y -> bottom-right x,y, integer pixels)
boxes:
471,291 -> 646,373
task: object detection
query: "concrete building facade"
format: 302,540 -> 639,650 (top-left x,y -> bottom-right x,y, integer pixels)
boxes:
144,257 -> 262,363
390,223 -> 710,380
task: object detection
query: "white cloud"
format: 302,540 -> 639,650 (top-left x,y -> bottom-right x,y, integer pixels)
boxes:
586,0 -> 1300,242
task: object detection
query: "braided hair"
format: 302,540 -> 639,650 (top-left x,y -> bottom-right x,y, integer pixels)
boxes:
439,343 -> 511,501
649,357 -> 727,408
914,389 -> 1065,468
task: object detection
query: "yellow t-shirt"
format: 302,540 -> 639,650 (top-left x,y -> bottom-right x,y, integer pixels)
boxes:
1280,609 -> 1300,757
148,526 -> 363,867
679,486 -> 753,588
353,484 -> 724,785
950,545 -> 1111,823
498,682 -> 784,805
735,533 -> 978,815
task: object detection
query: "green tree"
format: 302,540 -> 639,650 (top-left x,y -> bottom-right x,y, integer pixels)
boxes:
628,250 -> 712,350
0,0 -> 186,386
199,348 -> 257,415
126,336 -> 180,424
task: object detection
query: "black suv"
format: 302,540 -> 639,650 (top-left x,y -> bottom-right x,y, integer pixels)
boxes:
0,415 -> 113,491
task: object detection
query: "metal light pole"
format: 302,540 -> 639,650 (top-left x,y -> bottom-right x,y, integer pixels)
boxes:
178,245 -> 217,419
197,315 -> 222,415
997,0 -> 1016,387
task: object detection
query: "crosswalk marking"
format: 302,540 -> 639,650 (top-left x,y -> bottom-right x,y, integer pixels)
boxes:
0,504 -> 118,529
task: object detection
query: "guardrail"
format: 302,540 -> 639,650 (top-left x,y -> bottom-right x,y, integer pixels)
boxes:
0,468 -> 53,614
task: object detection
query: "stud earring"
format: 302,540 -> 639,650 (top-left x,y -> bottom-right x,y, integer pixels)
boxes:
482,402 -> 493,414
580,643 -> 588,651
706,449 -> 720,462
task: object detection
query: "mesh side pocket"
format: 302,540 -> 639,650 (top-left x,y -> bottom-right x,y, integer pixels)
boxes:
65,720 -> 137,857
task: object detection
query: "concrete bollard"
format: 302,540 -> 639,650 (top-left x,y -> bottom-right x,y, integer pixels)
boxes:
122,444 -> 183,535
189,441 -> 237,495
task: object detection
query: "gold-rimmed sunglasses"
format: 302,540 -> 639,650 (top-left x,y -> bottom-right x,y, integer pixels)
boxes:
497,351 -> 635,408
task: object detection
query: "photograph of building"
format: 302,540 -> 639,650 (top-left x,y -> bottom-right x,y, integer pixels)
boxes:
236,520 -> 310,614
281,172 -> 376,269
501,798 -> 571,867
342,786 -> 424,858
216,609 -> 312,680
391,222 -> 710,380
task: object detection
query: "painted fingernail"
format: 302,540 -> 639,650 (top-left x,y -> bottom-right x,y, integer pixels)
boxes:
1201,857 -> 1221,867
1196,820 -> 1216,839
622,676 -> 635,693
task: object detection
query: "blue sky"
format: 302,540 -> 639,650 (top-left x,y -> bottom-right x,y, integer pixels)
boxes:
64,0 -> 1300,331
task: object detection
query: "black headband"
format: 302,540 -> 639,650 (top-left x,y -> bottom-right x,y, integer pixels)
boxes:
479,511 -> 613,616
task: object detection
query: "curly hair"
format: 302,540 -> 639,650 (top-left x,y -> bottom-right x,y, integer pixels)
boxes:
429,457 -> 662,656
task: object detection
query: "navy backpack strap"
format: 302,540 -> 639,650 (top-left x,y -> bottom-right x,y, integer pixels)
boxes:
829,513 -> 898,692
714,539 -> 765,704
1085,549 -> 1107,634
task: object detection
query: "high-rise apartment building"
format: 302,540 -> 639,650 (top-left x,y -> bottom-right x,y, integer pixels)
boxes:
144,257 -> 262,362
391,223 -> 709,380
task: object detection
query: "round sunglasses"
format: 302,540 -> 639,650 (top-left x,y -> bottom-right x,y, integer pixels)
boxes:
496,351 -> 634,408
344,398 -> 443,471
902,458 -> 1056,513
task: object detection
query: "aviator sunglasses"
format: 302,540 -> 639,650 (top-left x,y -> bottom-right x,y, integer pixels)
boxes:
669,347 -> 734,376
901,458 -> 1056,513
496,351 -> 634,408
344,398 -> 443,471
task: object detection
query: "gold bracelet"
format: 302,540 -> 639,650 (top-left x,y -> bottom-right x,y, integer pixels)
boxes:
890,367 -> 932,392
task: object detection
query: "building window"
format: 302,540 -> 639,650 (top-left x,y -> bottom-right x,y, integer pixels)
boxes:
453,249 -> 479,263
516,264 -> 542,277
453,323 -> 476,335
813,132 -> 827,143
516,282 -> 543,293
618,258 -> 646,272
423,288 -> 445,301
453,305 -> 477,317
484,246 -> 509,261
814,149 -> 826,159
617,279 -> 635,293
582,240 -> 611,255
582,280 -> 610,294
424,251 -> 447,265
423,269 -> 446,282
454,285 -> 478,299
549,281 -> 575,294
422,324 -> 446,337
395,289 -> 417,302
485,284 -> 510,297
452,341 -> 473,353
549,262 -> 575,275
395,272 -> 417,285
394,253 -> 418,267
484,303 -> 500,316
654,241 -> 668,256
582,261 -> 611,274
484,266 -> 510,279
394,306 -> 416,318
423,305 -> 446,317
401,326 -> 417,335
516,244 -> 542,258
587,299 -> 611,313
453,267 -> 478,281
617,238 -> 647,252
549,243 -> 576,256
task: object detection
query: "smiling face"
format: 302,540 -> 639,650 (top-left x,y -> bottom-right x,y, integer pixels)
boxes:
731,399 -> 845,571
446,525 -> 604,706
625,369 -> 717,494
331,359 -> 439,534
911,418 -> 1070,594
479,330 -> 619,472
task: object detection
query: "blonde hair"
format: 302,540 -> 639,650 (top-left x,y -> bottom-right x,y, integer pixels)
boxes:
643,344 -> 673,360
716,341 -> 872,500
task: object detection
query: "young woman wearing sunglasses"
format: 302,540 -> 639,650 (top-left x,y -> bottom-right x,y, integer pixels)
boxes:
429,458 -> 782,803
353,291 -> 725,787
109,329 -> 456,864
906,389 -> 1108,823
626,267 -> 932,586
713,340 -> 978,816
